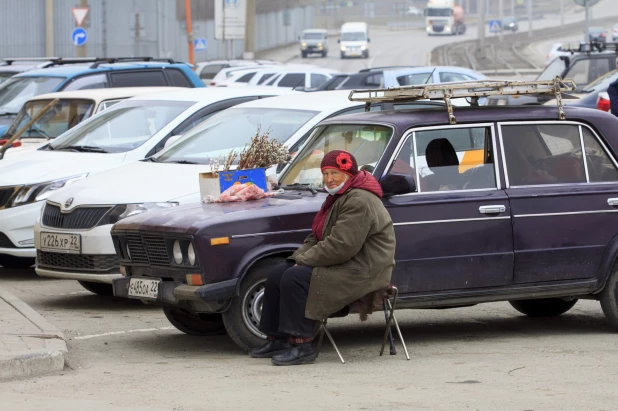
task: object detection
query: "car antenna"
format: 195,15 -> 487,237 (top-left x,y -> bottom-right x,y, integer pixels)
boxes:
424,68 -> 436,84
292,77 -> 305,91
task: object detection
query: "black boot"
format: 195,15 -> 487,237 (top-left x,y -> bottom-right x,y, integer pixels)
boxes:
249,340 -> 290,358
271,343 -> 316,366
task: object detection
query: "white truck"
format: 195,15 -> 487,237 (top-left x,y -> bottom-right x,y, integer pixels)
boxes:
339,22 -> 370,59
425,0 -> 466,36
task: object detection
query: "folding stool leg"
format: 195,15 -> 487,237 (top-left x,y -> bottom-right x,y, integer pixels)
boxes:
382,300 -> 397,355
315,320 -> 326,358
385,298 -> 410,361
321,324 -> 345,364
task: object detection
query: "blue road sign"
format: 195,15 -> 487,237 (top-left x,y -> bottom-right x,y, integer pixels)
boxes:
489,20 -> 502,33
194,38 -> 207,51
72,27 -> 87,46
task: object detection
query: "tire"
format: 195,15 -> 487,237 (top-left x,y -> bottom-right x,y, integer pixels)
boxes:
222,256 -> 286,351
0,255 -> 35,269
600,267 -> 618,329
363,51 -> 369,59
301,51 -> 307,59
321,51 -> 327,58
340,52 -> 345,59
163,307 -> 226,336
78,281 -> 114,296
509,298 -> 577,317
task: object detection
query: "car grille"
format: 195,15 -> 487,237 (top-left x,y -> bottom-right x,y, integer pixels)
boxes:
0,187 -> 17,208
42,203 -> 111,229
37,250 -> 118,272
125,232 -> 171,266
0,232 -> 15,248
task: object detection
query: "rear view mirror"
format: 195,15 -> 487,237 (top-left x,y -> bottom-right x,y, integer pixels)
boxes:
380,173 -> 416,197
164,135 -> 182,149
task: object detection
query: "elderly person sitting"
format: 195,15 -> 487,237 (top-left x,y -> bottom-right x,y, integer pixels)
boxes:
250,150 -> 396,366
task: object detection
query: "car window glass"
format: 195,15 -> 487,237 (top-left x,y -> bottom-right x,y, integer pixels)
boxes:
166,69 -> 193,87
537,57 -> 566,81
439,72 -> 475,82
588,59 -> 611,84
0,76 -> 64,114
397,73 -> 433,86
501,124 -> 586,186
265,74 -> 280,86
582,128 -> 618,182
199,64 -> 226,80
310,74 -> 329,89
110,71 -> 167,87
257,73 -> 275,85
97,99 -> 125,113
278,73 -> 305,88
63,74 -> 109,91
364,74 -> 383,87
236,72 -> 256,83
411,127 -> 495,192
566,59 -> 591,87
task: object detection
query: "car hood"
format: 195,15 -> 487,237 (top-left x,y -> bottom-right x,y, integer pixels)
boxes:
112,191 -> 326,236
340,41 -> 367,46
1,140 -> 48,159
0,150 -> 126,186
45,160 -> 212,207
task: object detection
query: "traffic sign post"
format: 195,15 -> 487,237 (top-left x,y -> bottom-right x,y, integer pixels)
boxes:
71,7 -> 89,27
489,19 -> 502,33
72,27 -> 87,46
194,38 -> 207,51
573,0 -> 601,42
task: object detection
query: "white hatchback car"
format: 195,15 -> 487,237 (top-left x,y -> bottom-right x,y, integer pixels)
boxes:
1,87 -> 177,159
33,90 -> 443,295
0,87 -> 293,269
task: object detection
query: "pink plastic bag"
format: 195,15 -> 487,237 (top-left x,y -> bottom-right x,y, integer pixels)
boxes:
212,183 -> 278,203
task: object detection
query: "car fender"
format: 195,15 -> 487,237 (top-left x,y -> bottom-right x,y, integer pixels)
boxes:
593,233 -> 618,293
233,243 -> 300,294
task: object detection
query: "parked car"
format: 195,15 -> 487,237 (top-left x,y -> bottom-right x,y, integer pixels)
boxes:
195,60 -> 267,84
543,69 -> 618,110
263,68 -> 340,90
299,28 -> 329,58
1,87 -> 177,159
0,87 -> 288,269
383,66 -> 487,88
502,16 -> 518,32
214,66 -> 312,88
0,57 -> 204,137
589,27 -> 608,44
33,91 -> 444,294
0,58 -> 56,84
613,24 -> 618,41
110,81 -> 618,352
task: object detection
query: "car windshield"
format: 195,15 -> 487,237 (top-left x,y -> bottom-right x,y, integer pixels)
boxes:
537,57 -> 566,81
583,69 -> 618,92
0,76 -> 64,115
341,32 -> 366,41
154,107 -> 318,164
427,8 -> 452,16
280,124 -> 394,188
302,33 -> 325,40
49,100 -> 193,153
6,98 -> 95,139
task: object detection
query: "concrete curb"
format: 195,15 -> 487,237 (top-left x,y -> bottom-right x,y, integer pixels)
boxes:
0,288 -> 67,380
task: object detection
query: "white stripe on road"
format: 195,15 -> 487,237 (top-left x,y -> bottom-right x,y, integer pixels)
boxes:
73,327 -> 175,340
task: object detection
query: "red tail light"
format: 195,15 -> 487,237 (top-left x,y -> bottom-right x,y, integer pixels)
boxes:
597,93 -> 611,112
0,139 -> 7,146
12,141 -> 21,148
601,32 -> 606,37
210,82 -> 216,86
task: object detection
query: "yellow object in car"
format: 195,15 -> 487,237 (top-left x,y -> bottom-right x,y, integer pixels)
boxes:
459,149 -> 484,173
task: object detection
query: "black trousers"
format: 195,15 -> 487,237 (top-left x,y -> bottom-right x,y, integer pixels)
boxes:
258,263 -> 315,339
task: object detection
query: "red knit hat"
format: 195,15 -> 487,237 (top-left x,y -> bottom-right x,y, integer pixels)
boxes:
320,150 -> 358,176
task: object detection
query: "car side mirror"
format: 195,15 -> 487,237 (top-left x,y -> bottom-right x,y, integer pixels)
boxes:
380,173 -> 416,197
337,39 -> 341,43
164,135 -> 182,149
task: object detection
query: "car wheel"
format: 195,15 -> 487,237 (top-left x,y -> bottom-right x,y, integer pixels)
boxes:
0,255 -> 35,269
222,256 -> 286,351
163,307 -> 226,336
301,51 -> 307,58
600,267 -> 618,329
509,298 -> 577,317
78,280 -> 114,296
321,51 -> 327,58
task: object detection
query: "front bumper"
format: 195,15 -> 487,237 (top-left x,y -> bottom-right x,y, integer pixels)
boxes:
113,277 -> 239,312
36,267 -> 121,284
0,201 -> 43,258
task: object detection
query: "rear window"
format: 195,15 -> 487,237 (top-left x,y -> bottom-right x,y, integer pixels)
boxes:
199,64 -> 226,80
278,73 -> 305,88
166,69 -> 193,87
110,71 -> 167,87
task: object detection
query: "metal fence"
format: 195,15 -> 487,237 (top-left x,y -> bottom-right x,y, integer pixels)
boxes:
0,0 -> 316,61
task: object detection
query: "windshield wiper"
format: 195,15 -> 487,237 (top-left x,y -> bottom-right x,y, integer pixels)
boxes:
142,157 -> 159,162
56,145 -> 109,153
167,160 -> 200,164
0,112 -> 18,117
281,183 -> 318,195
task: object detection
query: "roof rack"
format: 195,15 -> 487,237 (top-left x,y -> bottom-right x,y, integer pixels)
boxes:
560,41 -> 618,54
358,65 -> 416,73
4,57 -> 178,69
3,57 -> 57,65
349,77 -> 577,124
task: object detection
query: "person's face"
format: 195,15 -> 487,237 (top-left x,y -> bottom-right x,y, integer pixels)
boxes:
323,169 -> 348,189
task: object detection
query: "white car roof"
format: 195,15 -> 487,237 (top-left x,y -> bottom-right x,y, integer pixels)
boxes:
234,90 -> 357,111
27,87 -> 184,103
126,87 -> 297,103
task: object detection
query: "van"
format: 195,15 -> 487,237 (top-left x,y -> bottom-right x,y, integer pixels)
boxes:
299,29 -> 329,58
339,22 -> 370,59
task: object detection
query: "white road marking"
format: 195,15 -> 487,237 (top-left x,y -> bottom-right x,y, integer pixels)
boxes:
73,327 -> 175,340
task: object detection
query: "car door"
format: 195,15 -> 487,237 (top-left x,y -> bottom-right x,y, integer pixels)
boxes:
499,121 -> 618,284
383,123 -> 514,294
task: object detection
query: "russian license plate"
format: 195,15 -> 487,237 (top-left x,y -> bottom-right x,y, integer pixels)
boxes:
40,232 -> 81,254
128,278 -> 161,299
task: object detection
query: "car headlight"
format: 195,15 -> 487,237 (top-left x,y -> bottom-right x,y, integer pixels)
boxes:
188,243 -> 196,266
361,45 -> 367,50
10,174 -> 88,208
341,46 -> 346,51
105,202 -> 179,225
317,42 -> 322,47
173,240 -> 183,265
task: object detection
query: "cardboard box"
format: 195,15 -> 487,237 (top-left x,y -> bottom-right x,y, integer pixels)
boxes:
219,168 -> 267,192
199,172 -> 222,199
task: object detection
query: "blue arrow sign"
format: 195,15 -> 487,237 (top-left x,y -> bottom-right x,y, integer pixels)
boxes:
489,20 -> 502,33
72,27 -> 87,46
194,38 -> 207,51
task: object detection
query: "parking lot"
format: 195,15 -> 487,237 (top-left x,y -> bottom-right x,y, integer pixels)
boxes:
1,267 -> 617,410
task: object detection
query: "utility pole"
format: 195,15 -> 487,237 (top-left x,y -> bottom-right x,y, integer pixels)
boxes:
45,0 -> 54,57
511,0 -> 515,16
560,0 -> 564,26
133,13 -> 141,57
498,0 -> 503,40
527,0 -> 532,38
244,0 -> 256,60
76,0 -> 88,57
184,0 -> 194,65
584,0 -> 590,42
478,0 -> 486,58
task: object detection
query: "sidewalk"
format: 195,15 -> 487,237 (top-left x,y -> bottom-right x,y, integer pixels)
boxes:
0,287 -> 67,380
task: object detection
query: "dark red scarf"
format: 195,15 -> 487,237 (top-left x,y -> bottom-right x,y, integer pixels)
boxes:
311,171 -> 383,241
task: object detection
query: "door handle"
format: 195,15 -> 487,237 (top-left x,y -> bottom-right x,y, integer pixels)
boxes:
608,198 -> 618,207
479,205 -> 506,214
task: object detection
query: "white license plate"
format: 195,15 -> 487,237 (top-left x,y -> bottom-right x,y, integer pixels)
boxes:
128,278 -> 161,299
40,232 -> 81,254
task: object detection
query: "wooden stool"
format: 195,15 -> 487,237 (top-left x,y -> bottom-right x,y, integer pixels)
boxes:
315,285 -> 410,363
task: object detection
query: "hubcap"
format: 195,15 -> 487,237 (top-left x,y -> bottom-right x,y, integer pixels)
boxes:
242,280 -> 267,339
